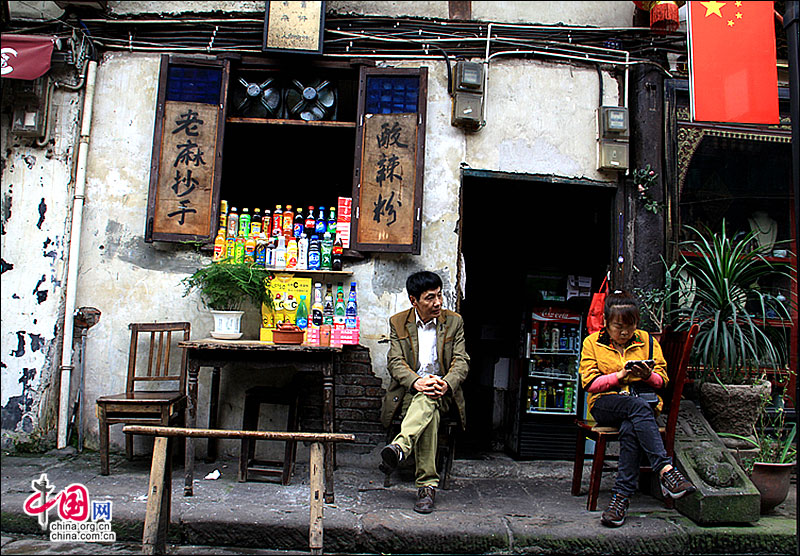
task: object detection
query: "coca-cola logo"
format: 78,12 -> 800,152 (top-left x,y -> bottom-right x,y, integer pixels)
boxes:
1,47 -> 19,76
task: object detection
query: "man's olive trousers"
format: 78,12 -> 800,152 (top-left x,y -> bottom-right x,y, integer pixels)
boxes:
392,391 -> 450,488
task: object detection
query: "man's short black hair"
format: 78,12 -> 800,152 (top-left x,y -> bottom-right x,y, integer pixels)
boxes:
406,271 -> 443,300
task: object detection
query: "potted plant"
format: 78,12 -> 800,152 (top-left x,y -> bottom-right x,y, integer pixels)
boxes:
673,221 -> 794,441
182,262 -> 272,339
633,258 -> 682,339
718,391 -> 796,514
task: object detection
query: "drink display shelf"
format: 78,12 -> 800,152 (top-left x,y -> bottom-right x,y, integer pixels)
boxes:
528,371 -> 575,381
525,407 -> 577,416
265,268 -> 352,276
226,117 -> 357,128
530,349 -> 580,356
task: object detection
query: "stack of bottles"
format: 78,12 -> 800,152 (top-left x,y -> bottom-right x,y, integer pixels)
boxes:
530,322 -> 581,352
213,200 -> 347,271
525,380 -> 575,413
261,279 -> 360,346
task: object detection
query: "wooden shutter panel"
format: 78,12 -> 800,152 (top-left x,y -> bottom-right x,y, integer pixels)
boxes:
351,67 -> 428,254
145,54 -> 230,243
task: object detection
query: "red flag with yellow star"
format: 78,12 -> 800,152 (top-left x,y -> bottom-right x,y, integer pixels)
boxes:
688,0 -> 779,123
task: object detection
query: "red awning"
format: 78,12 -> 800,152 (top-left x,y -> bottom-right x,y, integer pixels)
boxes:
1,34 -> 55,80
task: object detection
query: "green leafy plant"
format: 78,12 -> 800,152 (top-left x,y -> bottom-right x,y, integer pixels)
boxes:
633,165 -> 663,214
634,258 -> 682,333
719,391 -> 796,472
182,262 -> 272,312
674,221 -> 794,385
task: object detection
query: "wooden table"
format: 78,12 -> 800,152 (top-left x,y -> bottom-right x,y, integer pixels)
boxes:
178,339 -> 342,502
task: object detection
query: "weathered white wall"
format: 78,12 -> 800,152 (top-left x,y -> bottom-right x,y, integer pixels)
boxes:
1,0 -> 622,454
1,72 -> 82,448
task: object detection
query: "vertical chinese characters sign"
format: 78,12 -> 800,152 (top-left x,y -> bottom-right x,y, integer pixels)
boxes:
263,1 -> 325,54
358,113 -> 417,246
153,102 -> 218,236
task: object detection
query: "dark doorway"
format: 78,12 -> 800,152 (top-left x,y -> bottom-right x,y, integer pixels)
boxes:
458,171 -> 616,455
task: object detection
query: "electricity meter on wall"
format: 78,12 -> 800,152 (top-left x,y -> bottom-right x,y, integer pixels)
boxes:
452,61 -> 484,130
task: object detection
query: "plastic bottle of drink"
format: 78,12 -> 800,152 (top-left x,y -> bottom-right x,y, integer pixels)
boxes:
282,204 -> 294,236
538,380 -> 548,409
255,234 -> 268,267
251,208 -> 262,236
559,326 -> 568,351
305,206 -> 316,238
293,208 -> 304,238
239,208 -> 251,238
564,383 -> 574,413
334,283 -> 346,327
272,205 -> 283,237
529,383 -> 538,411
555,382 -> 565,409
332,236 -> 343,271
547,383 -> 556,409
327,206 -> 337,238
244,233 -> 256,263
227,207 -> 239,239
296,294 -> 309,330
308,235 -> 321,270
311,282 -> 324,327
213,227 -> 226,262
541,323 -> 550,350
286,237 -> 298,269
321,231 -> 333,270
315,206 -> 327,236
219,199 -> 228,233
551,325 -> 560,352
235,233 -> 246,263
323,284 -> 334,326
345,282 -> 358,329
226,235 -> 236,261
297,233 -> 309,271
274,233 -> 286,269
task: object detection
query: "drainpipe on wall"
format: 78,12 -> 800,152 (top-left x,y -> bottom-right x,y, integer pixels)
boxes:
57,60 -> 98,449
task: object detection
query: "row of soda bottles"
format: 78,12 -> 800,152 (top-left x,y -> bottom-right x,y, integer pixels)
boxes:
526,380 -> 575,412
531,322 -> 582,352
267,281 -> 358,331
213,200 -> 344,270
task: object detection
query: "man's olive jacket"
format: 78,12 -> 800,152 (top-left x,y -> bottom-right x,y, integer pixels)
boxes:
380,308 -> 470,429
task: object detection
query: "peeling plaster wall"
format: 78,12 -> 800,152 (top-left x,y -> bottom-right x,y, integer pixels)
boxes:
1,72 -> 82,447
2,1 -> 625,455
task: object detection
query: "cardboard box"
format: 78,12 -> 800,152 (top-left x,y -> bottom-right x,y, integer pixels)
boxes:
337,197 -> 352,248
262,273 -> 312,329
331,328 -> 360,346
305,327 -> 320,346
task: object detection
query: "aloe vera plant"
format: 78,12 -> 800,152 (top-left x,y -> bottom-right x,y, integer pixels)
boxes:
674,221 -> 794,385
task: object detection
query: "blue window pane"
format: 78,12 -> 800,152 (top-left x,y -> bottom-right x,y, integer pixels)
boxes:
365,77 -> 418,114
166,66 -> 222,104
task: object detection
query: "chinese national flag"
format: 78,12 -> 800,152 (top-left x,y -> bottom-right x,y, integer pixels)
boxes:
688,1 -> 779,124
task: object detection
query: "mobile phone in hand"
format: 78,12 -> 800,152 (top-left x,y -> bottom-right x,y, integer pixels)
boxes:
624,359 -> 655,377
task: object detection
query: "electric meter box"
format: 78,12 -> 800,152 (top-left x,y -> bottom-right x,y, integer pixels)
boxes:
454,61 -> 484,93
597,140 -> 629,170
452,91 -> 483,129
598,106 -> 629,138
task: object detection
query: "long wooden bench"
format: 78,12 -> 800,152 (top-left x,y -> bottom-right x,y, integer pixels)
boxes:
122,425 -> 355,555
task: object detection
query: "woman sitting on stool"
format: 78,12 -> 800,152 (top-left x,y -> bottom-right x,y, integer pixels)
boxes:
579,290 -> 696,527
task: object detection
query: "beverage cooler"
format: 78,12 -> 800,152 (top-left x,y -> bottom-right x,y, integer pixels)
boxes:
507,307 -> 585,460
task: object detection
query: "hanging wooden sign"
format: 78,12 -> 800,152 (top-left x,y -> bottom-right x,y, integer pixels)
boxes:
356,113 -> 418,246
152,101 -> 218,237
263,1 -> 325,54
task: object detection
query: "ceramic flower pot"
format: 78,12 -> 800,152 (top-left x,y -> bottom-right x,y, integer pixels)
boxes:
750,461 -> 794,513
210,310 -> 244,340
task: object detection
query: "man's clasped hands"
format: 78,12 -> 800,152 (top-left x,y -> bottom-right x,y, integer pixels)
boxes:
413,374 -> 449,399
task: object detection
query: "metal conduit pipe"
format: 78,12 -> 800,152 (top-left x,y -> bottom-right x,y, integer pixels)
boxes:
57,60 -> 98,449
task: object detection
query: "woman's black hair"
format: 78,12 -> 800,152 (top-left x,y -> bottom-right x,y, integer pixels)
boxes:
406,271 -> 443,300
604,290 -> 640,327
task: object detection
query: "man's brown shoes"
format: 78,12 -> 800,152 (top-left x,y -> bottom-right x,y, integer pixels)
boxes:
414,486 -> 436,514
379,443 -> 404,474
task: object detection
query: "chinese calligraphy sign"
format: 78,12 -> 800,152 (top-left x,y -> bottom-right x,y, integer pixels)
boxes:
358,113 -> 417,245
153,101 -> 218,236
263,1 -> 325,53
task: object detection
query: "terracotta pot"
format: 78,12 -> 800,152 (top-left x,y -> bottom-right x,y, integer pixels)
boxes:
699,380 -> 771,444
750,461 -> 794,513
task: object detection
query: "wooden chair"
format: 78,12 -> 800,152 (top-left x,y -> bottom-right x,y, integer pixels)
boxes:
96,322 -> 191,475
571,324 -> 699,511
382,407 -> 459,490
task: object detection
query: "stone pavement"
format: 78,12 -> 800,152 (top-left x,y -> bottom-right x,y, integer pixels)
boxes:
0,448 -> 796,555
